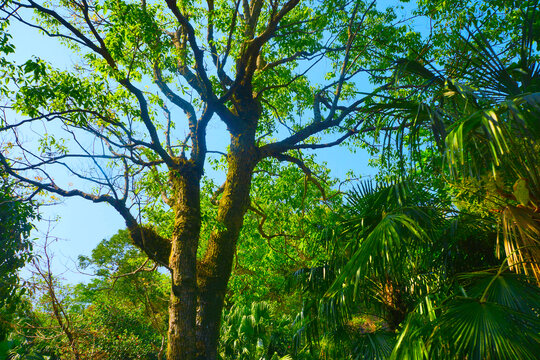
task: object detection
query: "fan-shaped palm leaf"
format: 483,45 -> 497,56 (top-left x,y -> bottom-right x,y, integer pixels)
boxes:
352,330 -> 396,360
462,270 -> 540,316
432,298 -> 540,360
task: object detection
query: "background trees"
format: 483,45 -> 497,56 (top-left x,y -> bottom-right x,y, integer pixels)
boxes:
0,170 -> 36,347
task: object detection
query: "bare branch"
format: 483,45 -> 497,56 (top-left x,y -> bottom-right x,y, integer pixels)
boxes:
270,153 -> 329,201
154,65 -> 197,126
206,0 -> 234,87
247,204 -> 301,263
111,258 -> 157,282
220,0 -> 241,84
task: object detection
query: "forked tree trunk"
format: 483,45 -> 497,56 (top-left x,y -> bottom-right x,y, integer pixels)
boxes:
167,126 -> 257,360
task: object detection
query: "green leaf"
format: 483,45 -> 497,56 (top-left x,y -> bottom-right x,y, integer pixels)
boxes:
433,299 -> 540,360
513,178 -> 530,206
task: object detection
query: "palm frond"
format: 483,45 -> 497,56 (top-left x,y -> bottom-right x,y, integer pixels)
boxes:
500,206 -> 540,281
327,213 -> 431,298
432,298 -> 540,360
462,271 -> 540,315
389,312 -> 430,360
352,331 -> 396,360
288,264 -> 334,295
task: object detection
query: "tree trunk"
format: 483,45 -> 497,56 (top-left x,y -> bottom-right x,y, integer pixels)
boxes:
382,279 -> 408,331
195,126 -> 258,360
166,95 -> 259,359
167,166 -> 202,360
195,284 -> 227,360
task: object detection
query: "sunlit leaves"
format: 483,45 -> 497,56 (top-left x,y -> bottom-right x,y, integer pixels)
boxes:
378,0 -> 540,281
99,0 -> 166,78
229,157 -> 341,304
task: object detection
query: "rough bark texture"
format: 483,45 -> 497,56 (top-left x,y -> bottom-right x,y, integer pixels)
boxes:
128,132 -> 258,360
194,109 -> 258,359
128,225 -> 171,268
197,161 -> 257,356
167,162 -> 202,360
157,116 -> 258,359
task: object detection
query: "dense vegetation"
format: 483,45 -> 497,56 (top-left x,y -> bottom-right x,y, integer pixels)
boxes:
0,171 -> 36,346
1,0 -> 539,359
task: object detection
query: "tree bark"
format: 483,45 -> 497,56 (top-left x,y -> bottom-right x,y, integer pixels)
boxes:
167,163 -> 202,360
159,79 -> 260,358
195,122 -> 258,359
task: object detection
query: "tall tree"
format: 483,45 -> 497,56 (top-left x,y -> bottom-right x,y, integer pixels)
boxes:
0,1 -> 418,358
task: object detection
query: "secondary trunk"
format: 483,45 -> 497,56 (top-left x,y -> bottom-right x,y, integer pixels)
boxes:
195,126 -> 258,359
167,165 -> 202,360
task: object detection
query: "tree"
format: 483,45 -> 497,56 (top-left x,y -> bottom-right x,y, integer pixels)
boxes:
0,173 -> 34,308
0,1 -> 419,358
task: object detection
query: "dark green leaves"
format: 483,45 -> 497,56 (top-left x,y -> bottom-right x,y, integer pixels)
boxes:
0,175 -> 36,310
434,299 -> 540,360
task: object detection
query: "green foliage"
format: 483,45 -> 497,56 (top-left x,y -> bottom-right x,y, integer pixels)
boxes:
73,230 -> 169,358
380,0 -> 540,281
0,173 -> 36,342
2,1 -> 539,359
296,2 -> 540,353
228,157 -> 343,305
0,335 -> 50,360
3,230 -> 168,359
0,179 -> 35,307
219,302 -> 288,360
289,174 -> 539,359
73,298 -> 165,359
433,299 -> 539,360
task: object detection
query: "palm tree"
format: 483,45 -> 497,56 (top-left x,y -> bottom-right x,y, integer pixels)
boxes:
375,1 -> 540,281
289,2 -> 540,358
292,177 -> 539,359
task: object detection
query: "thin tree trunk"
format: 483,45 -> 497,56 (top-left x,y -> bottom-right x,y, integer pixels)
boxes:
47,274 -> 81,360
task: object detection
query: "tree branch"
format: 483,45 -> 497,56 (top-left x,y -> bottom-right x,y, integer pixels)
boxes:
165,0 -> 214,98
